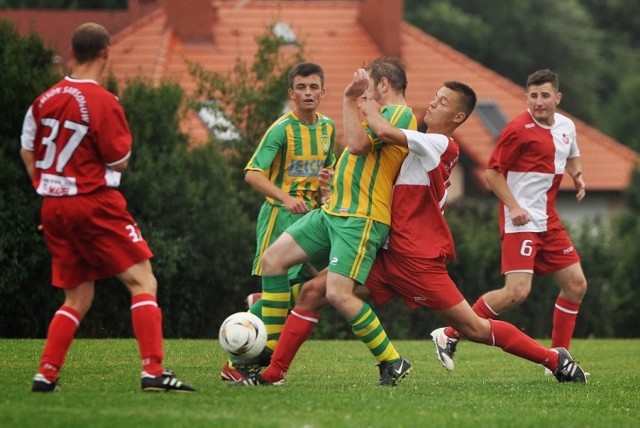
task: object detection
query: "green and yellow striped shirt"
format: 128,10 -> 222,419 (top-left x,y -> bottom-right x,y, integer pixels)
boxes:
323,105 -> 416,225
245,111 -> 336,209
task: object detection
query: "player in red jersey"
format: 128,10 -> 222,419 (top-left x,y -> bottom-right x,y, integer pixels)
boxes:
21,22 -> 194,393
434,69 -> 588,375
236,81 -> 587,386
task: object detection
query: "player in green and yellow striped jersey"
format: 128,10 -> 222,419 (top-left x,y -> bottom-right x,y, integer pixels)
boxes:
220,63 -> 336,382
240,57 -> 416,387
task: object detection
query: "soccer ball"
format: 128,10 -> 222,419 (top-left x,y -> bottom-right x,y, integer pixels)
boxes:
218,312 -> 267,361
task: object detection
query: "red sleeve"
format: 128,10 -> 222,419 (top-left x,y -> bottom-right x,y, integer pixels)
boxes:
487,122 -> 520,173
96,96 -> 132,165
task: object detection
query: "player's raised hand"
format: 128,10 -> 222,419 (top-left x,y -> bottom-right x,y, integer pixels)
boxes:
358,99 -> 382,117
344,68 -> 369,100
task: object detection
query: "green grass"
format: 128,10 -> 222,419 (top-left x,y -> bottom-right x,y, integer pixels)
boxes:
1,339 -> 638,428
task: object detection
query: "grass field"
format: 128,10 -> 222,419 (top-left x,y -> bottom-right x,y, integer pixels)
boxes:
1,338 -> 638,428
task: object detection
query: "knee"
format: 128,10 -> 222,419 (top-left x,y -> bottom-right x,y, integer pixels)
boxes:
456,319 -> 491,343
260,248 -> 281,274
562,276 -> 587,301
325,286 -> 345,310
504,285 -> 530,306
141,275 -> 158,295
296,279 -> 327,311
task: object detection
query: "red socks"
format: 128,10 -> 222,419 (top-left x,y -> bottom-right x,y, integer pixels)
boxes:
488,319 -> 559,371
551,296 -> 580,349
39,306 -> 82,381
472,297 -> 499,319
131,293 -> 164,376
444,297 -> 498,339
261,309 -> 319,382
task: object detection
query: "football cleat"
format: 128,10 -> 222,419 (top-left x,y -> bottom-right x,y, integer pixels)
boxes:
221,348 -> 273,382
377,356 -> 412,386
237,347 -> 273,368
220,360 -> 250,382
546,365 -> 590,379
552,347 -> 588,384
431,327 -> 458,371
141,370 -> 196,392
232,371 -> 284,387
31,373 -> 61,393
245,293 -> 262,309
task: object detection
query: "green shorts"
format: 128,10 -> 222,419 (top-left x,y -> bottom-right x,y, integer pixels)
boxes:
253,202 -> 324,282
286,209 -> 390,285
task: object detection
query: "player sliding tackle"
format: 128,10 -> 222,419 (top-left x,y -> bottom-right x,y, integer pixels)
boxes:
235,80 -> 588,386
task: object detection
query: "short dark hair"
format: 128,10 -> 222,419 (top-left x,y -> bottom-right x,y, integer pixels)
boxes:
72,23 -> 111,64
365,56 -> 408,96
526,69 -> 559,91
289,63 -> 324,88
444,81 -> 477,123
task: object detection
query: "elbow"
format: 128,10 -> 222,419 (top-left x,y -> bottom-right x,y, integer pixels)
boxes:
348,145 -> 369,156
344,138 -> 371,156
244,171 -> 254,186
110,159 -> 129,172
245,170 -> 261,188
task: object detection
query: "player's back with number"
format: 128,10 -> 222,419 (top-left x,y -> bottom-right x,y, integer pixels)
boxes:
22,77 -> 131,197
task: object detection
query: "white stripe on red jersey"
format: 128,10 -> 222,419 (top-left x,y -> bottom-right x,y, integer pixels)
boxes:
387,130 -> 459,260
488,110 -> 580,233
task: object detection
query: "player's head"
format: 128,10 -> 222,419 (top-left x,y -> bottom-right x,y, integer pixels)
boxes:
525,69 -> 561,126
363,56 -> 408,102
444,81 -> 476,125
288,63 -> 325,114
423,81 -> 476,133
71,23 -> 111,65
526,68 -> 559,92
289,63 -> 325,88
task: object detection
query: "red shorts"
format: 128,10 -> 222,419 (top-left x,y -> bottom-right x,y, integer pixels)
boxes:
501,228 -> 580,276
41,188 -> 153,288
365,249 -> 464,311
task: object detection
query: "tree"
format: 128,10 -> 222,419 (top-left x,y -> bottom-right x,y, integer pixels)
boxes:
189,29 -> 305,158
404,0 -> 608,124
187,27 -> 306,225
0,20 -> 61,337
603,75 -> 640,152
609,167 -> 640,337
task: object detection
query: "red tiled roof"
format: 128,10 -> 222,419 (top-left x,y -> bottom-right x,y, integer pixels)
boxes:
3,0 -> 636,192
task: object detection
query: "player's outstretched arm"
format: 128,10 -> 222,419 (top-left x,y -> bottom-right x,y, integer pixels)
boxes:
358,99 -> 408,147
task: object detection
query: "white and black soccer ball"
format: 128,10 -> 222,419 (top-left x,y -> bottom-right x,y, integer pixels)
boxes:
218,312 -> 267,361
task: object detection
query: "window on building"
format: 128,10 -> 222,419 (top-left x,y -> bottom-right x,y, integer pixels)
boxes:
272,22 -> 298,45
198,101 -> 241,142
476,100 -> 508,141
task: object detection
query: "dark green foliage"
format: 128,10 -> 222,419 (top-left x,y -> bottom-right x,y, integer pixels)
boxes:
0,20 -> 61,337
404,0 -> 640,129
608,167 -> 640,337
603,75 -> 640,152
